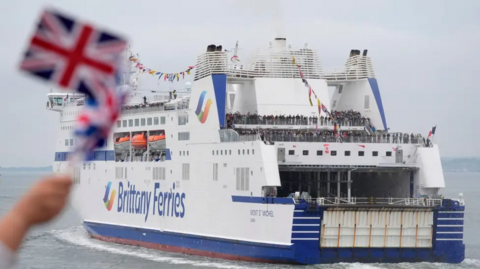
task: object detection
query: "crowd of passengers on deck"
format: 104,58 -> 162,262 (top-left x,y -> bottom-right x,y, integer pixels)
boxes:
237,129 -> 430,145
226,110 -> 369,127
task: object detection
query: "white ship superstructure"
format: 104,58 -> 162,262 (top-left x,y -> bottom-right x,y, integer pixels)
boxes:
47,38 -> 465,264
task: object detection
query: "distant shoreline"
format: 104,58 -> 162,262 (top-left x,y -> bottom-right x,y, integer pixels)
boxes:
0,166 -> 52,172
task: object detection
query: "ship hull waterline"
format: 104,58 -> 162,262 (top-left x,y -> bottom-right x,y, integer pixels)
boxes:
84,221 -> 465,265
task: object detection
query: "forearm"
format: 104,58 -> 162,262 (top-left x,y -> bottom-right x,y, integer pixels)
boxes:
0,209 -> 30,252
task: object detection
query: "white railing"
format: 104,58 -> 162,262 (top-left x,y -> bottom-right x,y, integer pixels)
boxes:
322,55 -> 375,81
194,45 -> 323,81
219,129 -> 260,143
296,197 -> 443,207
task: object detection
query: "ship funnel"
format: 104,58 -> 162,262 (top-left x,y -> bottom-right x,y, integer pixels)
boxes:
207,44 -> 216,52
363,49 -> 368,56
349,49 -> 361,57
215,45 -> 223,52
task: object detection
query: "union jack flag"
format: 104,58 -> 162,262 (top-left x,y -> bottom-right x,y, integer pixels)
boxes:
20,8 -> 127,100
19,8 -> 130,162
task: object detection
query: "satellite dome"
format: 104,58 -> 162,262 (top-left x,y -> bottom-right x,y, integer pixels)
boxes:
185,82 -> 192,91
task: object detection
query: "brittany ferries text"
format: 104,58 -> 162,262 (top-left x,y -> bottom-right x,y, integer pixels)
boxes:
117,182 -> 186,222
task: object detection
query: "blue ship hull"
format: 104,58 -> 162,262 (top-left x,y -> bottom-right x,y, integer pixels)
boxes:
84,199 -> 465,265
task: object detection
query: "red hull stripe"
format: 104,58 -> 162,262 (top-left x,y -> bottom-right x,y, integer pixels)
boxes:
89,233 -> 290,264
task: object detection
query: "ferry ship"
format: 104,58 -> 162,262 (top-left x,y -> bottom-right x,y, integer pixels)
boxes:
47,38 -> 465,265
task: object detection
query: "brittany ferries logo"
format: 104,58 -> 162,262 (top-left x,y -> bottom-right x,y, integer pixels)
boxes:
195,91 -> 212,123
103,182 -> 116,211
103,181 -> 186,222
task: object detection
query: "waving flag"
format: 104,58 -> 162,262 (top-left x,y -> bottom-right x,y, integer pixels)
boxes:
20,8 -> 127,100
19,7 -> 130,163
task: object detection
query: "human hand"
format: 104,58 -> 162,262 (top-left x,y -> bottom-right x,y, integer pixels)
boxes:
12,174 -> 73,227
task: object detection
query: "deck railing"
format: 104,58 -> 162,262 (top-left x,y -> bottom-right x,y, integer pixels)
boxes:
231,118 -> 365,127
255,133 -> 424,144
296,197 -> 443,207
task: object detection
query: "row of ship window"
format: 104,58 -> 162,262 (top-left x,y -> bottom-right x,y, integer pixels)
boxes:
212,149 -> 255,156
116,117 -> 166,128
56,151 -> 113,162
64,139 -> 108,147
291,150 -> 393,157
78,163 -> 251,191
61,126 -> 74,131
61,111 -> 80,116
115,165 -> 190,181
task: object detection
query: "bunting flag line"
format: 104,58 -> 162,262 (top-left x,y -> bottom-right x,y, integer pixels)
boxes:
292,56 -> 335,122
19,7 -> 129,165
308,87 -> 313,106
128,55 -> 196,83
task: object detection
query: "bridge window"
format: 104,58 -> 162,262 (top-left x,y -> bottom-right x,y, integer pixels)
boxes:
331,151 -> 337,156
372,151 -> 378,157
65,139 -> 68,146
70,139 -> 74,146
141,118 -> 146,126
332,100 -> 337,108
212,150 -> 214,155
135,119 -> 139,126
129,119 -> 133,127
289,150 -> 294,155
338,85 -> 343,94
358,151 -> 365,156
229,150 -> 232,155
345,151 -> 350,156
364,95 -> 370,109
116,121 -> 121,128
317,150 -> 323,156
252,149 -> 254,155
147,118 -> 152,126
303,150 -> 308,156
247,149 -> 250,155
153,117 -> 159,125
122,120 -> 127,127
161,116 -> 166,124
386,151 -> 392,157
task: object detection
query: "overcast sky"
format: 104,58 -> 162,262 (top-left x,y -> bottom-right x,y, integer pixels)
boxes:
0,0 -> 478,167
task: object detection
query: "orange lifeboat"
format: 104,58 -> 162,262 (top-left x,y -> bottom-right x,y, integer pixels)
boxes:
114,135 -> 130,151
148,133 -> 166,150
131,133 -> 147,149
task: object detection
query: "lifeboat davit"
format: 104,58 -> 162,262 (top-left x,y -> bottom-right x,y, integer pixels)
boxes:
131,133 -> 147,149
148,133 -> 166,150
114,135 -> 130,151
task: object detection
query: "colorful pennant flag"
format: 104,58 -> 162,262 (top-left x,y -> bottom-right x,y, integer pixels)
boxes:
128,54 -> 196,82
292,58 -> 334,122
